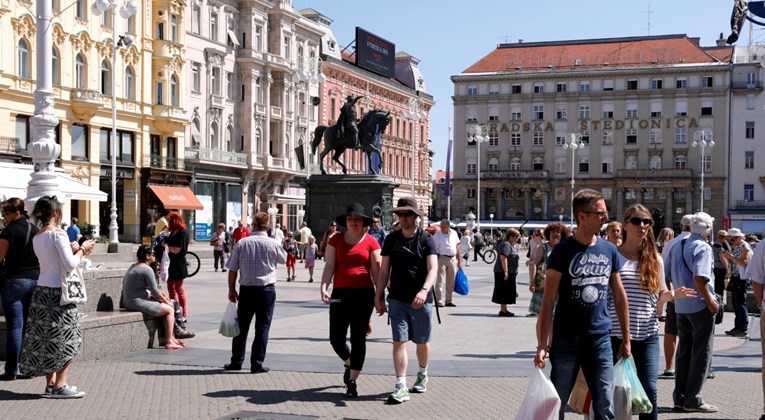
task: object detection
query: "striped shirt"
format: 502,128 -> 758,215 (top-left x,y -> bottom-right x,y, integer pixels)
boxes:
226,231 -> 287,286
609,252 -> 667,340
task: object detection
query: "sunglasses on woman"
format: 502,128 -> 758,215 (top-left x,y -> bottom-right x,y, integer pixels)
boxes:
627,217 -> 653,226
395,211 -> 415,217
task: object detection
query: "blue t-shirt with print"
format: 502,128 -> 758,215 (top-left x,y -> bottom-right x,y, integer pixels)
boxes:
548,236 -> 622,337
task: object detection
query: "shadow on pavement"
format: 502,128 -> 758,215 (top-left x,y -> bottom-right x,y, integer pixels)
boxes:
204,385 -> 388,406
0,390 -> 46,400
134,368 -> 222,376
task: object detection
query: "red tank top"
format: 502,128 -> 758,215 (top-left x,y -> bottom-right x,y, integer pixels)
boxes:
329,233 -> 380,288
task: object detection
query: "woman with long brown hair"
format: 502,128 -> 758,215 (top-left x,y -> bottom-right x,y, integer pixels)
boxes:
609,204 -> 696,420
164,212 -> 190,323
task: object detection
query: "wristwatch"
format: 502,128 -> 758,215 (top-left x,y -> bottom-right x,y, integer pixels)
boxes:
421,285 -> 429,291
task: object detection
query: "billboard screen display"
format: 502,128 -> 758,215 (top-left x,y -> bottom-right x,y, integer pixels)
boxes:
355,27 -> 395,78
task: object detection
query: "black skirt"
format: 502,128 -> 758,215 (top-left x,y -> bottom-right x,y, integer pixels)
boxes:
491,272 -> 517,305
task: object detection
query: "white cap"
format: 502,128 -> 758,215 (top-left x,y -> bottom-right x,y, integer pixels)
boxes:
690,212 -> 714,236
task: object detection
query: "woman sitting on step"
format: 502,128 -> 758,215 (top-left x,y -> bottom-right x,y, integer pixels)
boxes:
122,245 -> 194,350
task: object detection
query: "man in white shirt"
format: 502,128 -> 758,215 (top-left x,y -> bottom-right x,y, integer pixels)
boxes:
272,223 -> 284,244
433,219 -> 461,307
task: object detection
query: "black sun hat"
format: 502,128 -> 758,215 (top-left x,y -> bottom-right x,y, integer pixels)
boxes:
390,196 -> 425,217
336,203 -> 374,227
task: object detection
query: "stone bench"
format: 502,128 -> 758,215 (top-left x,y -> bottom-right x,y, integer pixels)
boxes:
0,267 -> 167,362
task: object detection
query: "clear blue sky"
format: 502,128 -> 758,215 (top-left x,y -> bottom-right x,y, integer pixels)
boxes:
294,0 -> 737,177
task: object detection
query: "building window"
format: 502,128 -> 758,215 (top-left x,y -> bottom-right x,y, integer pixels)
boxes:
75,0 -> 86,18
283,36 -> 291,59
511,108 -> 521,121
745,184 -> 754,201
651,79 -> 663,89
254,25 -> 263,51
255,77 -> 262,103
701,154 -> 712,174
675,101 -> 688,116
467,85 -> 477,95
100,129 -> 134,163
170,74 -> 179,106
71,124 -> 88,159
157,22 -> 164,40
625,129 -> 637,144
102,9 -> 112,28
602,104 -> 614,119
674,128 -> 687,144
602,131 -> 613,145
510,132 -> 521,146
211,67 -> 220,95
579,81 -> 590,92
488,158 -> 499,171
602,157 -> 613,174
75,53 -> 86,88
578,104 -> 590,119
466,161 -> 476,174
700,100 -> 713,116
52,47 -> 60,86
191,4 -> 200,34
533,157 -> 544,171
556,82 -> 567,93
649,129 -> 661,144
650,155 -> 661,169
170,15 -> 178,42
533,105 -> 544,120
156,81 -> 163,105
466,107 -> 477,121
578,157 -> 589,173
100,59 -> 111,94
627,80 -> 638,90
533,131 -> 543,146
488,105 -> 499,121
488,131 -> 499,147
745,151 -> 755,169
746,121 -> 755,138
210,12 -> 218,41
534,83 -> 545,93
125,66 -> 135,100
489,84 -> 499,95
556,133 -> 565,146
555,158 -> 566,174
226,72 -> 233,99
603,79 -> 614,91
555,104 -> 567,120
650,102 -> 662,118
676,78 -> 688,88
126,14 -> 136,34
701,76 -> 713,87
626,103 -> 638,119
510,157 -> 521,171
18,39 -> 30,78
580,130 -> 590,145
467,188 -> 476,198
15,115 -> 30,150
511,84 -> 521,94
191,62 -> 200,92
625,155 -> 637,169
674,155 -> 686,169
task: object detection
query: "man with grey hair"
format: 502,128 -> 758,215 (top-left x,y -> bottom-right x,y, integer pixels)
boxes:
658,214 -> 693,378
665,212 -> 719,413
432,219 -> 461,307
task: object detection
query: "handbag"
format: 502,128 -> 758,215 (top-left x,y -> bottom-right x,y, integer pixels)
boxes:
60,263 -> 87,305
726,275 -> 751,293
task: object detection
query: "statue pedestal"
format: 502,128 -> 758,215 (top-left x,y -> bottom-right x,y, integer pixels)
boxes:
305,174 -> 399,237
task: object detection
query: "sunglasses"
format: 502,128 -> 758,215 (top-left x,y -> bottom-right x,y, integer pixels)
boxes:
583,211 -> 609,219
627,217 -> 653,226
395,211 -> 415,217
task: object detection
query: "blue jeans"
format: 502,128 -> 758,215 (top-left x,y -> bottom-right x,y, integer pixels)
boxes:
674,308 -> 715,409
550,333 -> 614,420
0,278 -> 37,376
731,287 -> 749,331
611,334 -> 659,420
230,284 -> 275,369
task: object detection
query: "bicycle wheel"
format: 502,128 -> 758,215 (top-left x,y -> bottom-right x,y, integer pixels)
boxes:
483,249 -> 497,264
186,251 -> 201,277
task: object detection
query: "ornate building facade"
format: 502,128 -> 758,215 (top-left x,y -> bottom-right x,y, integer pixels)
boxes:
448,34 -> 732,230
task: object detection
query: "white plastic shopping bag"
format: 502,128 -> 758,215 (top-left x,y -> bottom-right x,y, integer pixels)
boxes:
218,301 -> 240,337
515,367 -> 561,420
613,357 -> 633,420
159,244 -> 170,283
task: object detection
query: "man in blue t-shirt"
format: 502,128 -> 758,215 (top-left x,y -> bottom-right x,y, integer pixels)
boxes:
67,217 -> 81,243
534,189 -> 631,420
664,212 -> 719,413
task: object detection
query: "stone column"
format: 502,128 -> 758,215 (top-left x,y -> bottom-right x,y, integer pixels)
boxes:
616,189 -> 624,221
541,189 -> 549,219
524,188 -> 532,219
665,189 -> 674,228
497,188 -> 505,220
686,190 -> 694,215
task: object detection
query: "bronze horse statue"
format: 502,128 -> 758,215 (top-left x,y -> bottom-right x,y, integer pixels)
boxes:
311,110 -> 391,175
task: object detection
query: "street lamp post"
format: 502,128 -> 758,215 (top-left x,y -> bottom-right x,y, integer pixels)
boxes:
267,206 -> 278,229
563,132 -> 584,230
92,0 -> 137,246
468,124 -> 490,230
489,213 -> 494,239
692,129 -> 714,213
404,98 -> 426,196
297,56 -> 325,179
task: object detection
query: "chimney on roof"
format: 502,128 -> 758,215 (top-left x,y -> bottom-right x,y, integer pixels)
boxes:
518,39 -> 524,44
689,37 -> 701,46
716,32 -> 727,47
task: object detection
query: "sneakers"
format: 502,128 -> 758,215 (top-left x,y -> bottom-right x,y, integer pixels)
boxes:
684,403 -> 719,413
660,369 -> 675,378
44,384 -> 78,397
345,380 -> 358,398
49,384 -> 85,399
387,383 -> 410,404
412,372 -> 428,393
731,329 -> 748,337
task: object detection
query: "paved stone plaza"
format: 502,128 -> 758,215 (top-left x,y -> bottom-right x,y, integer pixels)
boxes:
0,245 -> 761,419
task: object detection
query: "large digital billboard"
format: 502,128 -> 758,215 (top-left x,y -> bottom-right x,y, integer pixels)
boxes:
355,27 -> 395,78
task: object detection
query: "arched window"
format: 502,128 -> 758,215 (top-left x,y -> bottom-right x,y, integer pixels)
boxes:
100,59 -> 111,94
210,122 -> 218,149
170,74 -> 179,106
533,156 -> 544,170
510,157 -> 521,171
649,155 -> 662,170
674,155 -> 686,170
18,39 -> 30,78
75,54 -> 86,88
626,155 -> 637,169
124,66 -> 135,100
488,157 -> 499,171
226,125 -> 233,151
52,47 -> 60,85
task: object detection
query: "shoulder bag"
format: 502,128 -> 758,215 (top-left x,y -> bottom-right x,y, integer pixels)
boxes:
55,232 -> 87,305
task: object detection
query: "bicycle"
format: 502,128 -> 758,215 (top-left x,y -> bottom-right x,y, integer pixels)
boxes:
476,244 -> 497,264
185,251 -> 201,278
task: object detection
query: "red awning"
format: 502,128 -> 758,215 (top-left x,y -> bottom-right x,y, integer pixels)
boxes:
148,185 -> 204,210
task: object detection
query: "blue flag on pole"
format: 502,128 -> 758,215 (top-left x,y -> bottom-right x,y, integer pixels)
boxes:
368,123 -> 381,174
444,139 -> 453,196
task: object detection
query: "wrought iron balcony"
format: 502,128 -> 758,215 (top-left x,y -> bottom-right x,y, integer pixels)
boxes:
480,170 -> 549,180
733,200 -> 765,210
184,147 -> 248,167
143,154 -> 184,170
731,81 -> 764,91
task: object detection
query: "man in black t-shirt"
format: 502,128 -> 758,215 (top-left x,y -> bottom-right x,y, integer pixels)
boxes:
375,197 -> 437,404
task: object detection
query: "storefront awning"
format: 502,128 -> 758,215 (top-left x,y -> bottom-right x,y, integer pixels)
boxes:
148,185 -> 204,210
0,163 -> 107,202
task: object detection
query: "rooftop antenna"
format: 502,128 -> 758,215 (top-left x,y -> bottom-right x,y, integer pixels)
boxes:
498,31 -> 512,44
642,3 -> 654,36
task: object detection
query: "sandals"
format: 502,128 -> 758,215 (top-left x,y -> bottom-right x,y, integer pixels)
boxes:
165,339 -> 186,350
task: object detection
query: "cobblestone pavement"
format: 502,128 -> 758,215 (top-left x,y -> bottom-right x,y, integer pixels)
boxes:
1,246 -> 761,419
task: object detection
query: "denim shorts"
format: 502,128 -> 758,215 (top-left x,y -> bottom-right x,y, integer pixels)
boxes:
388,297 -> 432,344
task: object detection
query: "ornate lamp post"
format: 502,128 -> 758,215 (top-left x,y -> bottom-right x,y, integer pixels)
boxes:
267,206 -> 278,229
563,132 -> 584,229
692,129 -> 714,213
468,124 -> 490,230
297,56 -> 325,178
404,98 -> 426,196
91,0 -> 137,245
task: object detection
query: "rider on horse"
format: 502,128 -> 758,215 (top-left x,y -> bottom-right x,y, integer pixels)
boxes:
336,94 -> 365,148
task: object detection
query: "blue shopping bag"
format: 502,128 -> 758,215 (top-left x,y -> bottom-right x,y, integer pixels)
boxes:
455,268 -> 469,295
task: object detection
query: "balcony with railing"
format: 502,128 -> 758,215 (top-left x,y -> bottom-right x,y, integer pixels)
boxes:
271,106 -> 283,119
481,170 -> 549,180
732,200 -> 765,211
617,168 -> 692,179
731,81 -> 764,91
184,147 -> 248,167
70,88 -> 103,120
143,154 -> 184,170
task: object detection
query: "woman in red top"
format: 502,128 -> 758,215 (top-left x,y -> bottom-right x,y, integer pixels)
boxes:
320,203 -> 381,398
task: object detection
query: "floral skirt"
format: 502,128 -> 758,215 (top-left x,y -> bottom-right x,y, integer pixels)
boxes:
19,286 -> 81,377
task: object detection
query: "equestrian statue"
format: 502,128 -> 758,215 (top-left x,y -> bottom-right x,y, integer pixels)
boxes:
312,100 -> 391,175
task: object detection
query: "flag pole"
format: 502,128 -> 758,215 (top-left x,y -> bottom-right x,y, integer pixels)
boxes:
447,120 -> 452,222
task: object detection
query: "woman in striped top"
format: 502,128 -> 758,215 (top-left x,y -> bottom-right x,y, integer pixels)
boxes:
608,204 -> 697,420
